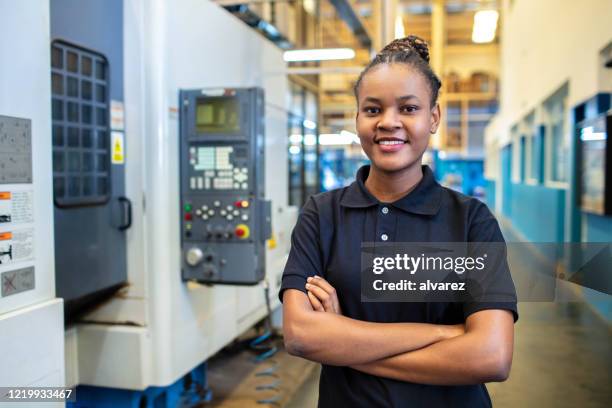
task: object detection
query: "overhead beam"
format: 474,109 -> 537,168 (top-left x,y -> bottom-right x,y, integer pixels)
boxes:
328,0 -> 372,49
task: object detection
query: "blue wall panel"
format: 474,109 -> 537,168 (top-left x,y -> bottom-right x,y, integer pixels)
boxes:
484,179 -> 496,210
584,213 -> 612,242
509,183 -> 566,242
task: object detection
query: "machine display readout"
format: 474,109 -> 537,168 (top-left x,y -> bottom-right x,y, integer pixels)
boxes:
188,145 -> 249,191
196,96 -> 240,133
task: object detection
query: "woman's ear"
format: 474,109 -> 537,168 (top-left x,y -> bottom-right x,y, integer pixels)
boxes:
430,103 -> 441,134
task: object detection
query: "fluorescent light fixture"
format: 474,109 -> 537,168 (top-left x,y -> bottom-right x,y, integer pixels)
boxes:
472,10 -> 499,43
303,119 -> 317,130
289,146 -> 301,155
340,130 -> 361,144
580,126 -> 607,141
304,134 -> 317,146
283,48 -> 356,62
319,131 -> 360,146
289,134 -> 303,144
395,14 -> 405,39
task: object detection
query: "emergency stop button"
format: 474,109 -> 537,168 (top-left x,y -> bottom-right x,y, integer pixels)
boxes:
235,224 -> 250,239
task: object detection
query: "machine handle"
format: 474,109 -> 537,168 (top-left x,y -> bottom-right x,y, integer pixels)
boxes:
118,197 -> 132,231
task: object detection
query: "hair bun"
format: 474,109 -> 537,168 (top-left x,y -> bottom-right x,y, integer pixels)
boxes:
380,35 -> 430,63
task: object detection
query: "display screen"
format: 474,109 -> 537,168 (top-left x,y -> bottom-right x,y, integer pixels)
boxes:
580,116 -> 607,214
196,97 -> 240,133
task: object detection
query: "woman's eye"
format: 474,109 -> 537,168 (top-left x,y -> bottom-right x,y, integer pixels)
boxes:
364,107 -> 380,115
400,105 -> 419,113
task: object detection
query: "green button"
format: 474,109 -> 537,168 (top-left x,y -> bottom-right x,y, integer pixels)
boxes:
184,203 -> 192,212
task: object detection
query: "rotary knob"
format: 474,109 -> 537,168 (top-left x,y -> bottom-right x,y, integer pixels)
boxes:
186,247 -> 204,266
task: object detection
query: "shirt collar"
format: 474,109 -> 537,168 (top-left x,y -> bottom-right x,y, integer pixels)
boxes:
339,164 -> 443,215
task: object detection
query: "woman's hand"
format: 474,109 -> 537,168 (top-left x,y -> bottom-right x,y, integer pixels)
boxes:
305,276 -> 342,315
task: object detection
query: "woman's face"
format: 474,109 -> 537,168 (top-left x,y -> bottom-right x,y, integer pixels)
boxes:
356,63 -> 440,173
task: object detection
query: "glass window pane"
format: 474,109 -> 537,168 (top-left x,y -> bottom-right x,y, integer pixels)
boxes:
82,80 -> 92,100
81,56 -> 92,76
67,127 -> 79,147
52,73 -> 63,95
54,177 -> 65,198
51,47 -> 63,69
95,60 -> 105,80
52,99 -> 63,120
53,151 -> 64,172
67,102 -> 79,122
68,152 -> 80,171
67,51 -> 78,72
82,128 -> 92,147
53,125 -> 64,146
67,77 -> 78,97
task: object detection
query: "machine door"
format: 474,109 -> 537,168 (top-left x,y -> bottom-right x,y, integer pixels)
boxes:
50,0 -> 128,318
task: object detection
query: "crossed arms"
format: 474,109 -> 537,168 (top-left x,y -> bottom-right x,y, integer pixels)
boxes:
282,276 -> 515,385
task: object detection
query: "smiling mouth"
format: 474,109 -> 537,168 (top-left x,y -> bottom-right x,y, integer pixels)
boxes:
376,140 -> 407,145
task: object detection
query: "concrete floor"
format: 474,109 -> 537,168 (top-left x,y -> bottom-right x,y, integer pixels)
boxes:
285,301 -> 611,408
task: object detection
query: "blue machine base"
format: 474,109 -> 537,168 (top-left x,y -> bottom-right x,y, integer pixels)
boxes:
68,362 -> 212,408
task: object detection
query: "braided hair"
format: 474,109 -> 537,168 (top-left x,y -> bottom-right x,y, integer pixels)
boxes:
353,35 -> 442,107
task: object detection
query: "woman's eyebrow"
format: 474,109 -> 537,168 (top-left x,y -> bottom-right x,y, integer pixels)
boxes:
363,97 -> 382,104
397,95 -> 420,102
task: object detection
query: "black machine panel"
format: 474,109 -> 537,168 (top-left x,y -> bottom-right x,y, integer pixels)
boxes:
180,88 -> 270,284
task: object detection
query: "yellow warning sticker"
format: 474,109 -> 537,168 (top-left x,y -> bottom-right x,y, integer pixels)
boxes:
111,131 -> 125,164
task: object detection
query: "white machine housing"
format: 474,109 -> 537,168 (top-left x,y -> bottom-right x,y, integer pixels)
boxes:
0,0 -> 65,403
65,0 -> 296,390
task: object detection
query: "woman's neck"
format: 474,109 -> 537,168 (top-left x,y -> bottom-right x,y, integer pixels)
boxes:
364,163 -> 423,203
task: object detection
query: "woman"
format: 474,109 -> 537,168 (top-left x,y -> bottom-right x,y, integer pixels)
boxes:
280,35 -> 517,407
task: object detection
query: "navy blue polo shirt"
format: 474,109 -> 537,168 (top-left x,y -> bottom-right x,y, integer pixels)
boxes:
280,164 -> 518,408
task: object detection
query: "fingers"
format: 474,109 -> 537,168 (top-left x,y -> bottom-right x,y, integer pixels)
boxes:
307,276 -> 341,313
307,276 -> 336,296
307,291 -> 324,312
306,283 -> 334,311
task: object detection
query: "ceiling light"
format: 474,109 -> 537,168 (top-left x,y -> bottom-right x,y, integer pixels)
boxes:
472,10 -> 499,44
394,14 -> 405,39
319,131 -> 360,146
283,48 -> 356,62
303,119 -> 317,130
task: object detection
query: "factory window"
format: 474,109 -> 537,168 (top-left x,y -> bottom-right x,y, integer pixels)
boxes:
544,85 -> 569,184
288,81 -> 320,206
51,41 -> 111,207
524,111 -> 544,184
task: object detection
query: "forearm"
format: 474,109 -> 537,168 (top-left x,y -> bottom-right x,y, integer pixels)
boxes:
351,312 -> 514,385
284,310 -> 454,366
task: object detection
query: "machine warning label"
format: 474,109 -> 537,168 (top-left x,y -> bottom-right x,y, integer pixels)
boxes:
0,229 -> 34,265
110,100 -> 125,131
1,266 -> 35,297
0,115 -> 33,184
0,190 -> 34,225
111,131 -> 125,164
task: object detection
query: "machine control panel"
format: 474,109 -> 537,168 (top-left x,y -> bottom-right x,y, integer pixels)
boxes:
179,88 -> 270,284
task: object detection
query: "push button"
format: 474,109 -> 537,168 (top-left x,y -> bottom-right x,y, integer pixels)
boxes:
381,234 -> 388,241
235,224 -> 250,239
381,206 -> 389,214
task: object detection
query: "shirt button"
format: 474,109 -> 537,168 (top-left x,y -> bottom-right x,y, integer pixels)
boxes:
381,206 -> 389,214
381,234 -> 388,241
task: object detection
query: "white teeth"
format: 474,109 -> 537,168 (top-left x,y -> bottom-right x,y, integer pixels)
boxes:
379,140 -> 404,145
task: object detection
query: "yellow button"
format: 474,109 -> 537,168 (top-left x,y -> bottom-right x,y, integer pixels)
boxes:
241,200 -> 249,208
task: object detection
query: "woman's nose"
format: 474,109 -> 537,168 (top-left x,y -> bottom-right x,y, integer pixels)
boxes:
376,109 -> 402,131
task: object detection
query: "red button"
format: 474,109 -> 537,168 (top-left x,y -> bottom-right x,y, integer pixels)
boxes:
234,201 -> 242,207
235,228 -> 245,237
184,213 -> 192,221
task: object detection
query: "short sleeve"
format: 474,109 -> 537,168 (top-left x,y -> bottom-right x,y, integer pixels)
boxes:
463,202 -> 519,322
278,197 -> 324,303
